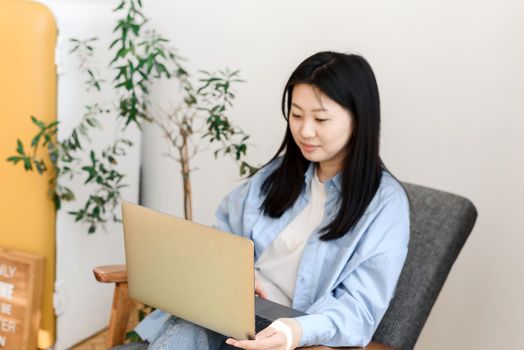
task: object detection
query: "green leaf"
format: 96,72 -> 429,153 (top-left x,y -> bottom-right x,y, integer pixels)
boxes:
93,206 -> 101,218
82,165 -> 96,184
137,81 -> 149,93
61,187 -> 75,202
113,1 -> 125,11
53,193 -> 61,210
109,38 -> 120,49
235,144 -> 247,160
155,62 -> 169,77
70,129 -> 82,150
23,157 -> 32,171
31,116 -> 46,129
125,330 -> 142,343
239,161 -> 258,176
34,159 -> 47,174
6,156 -> 21,164
43,133 -> 51,146
114,81 -> 127,89
31,133 -> 42,148
116,47 -> 128,59
177,67 -> 188,77
46,120 -> 60,130
16,139 -> 25,155
86,117 -> 101,129
69,208 -> 84,221
131,24 -> 140,36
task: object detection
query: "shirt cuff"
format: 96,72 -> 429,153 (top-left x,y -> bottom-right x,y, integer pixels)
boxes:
294,313 -> 336,346
134,309 -> 171,343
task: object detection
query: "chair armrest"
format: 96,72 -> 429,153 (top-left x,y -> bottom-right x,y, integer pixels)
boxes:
303,342 -> 397,350
93,264 -> 127,283
93,264 -> 133,348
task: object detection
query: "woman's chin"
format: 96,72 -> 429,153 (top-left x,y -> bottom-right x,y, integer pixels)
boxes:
300,152 -> 321,163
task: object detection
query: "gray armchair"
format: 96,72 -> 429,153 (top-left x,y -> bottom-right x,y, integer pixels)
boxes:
95,182 -> 477,350
371,183 -> 477,349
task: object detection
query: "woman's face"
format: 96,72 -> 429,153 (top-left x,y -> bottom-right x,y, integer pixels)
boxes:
289,84 -> 353,176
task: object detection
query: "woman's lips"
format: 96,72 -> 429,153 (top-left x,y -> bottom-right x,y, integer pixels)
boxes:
301,143 -> 319,153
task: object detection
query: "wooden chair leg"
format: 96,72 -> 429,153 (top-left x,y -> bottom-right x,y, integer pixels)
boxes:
106,281 -> 137,348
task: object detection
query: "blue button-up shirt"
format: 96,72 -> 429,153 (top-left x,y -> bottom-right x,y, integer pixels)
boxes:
135,159 -> 409,347
215,160 -> 409,347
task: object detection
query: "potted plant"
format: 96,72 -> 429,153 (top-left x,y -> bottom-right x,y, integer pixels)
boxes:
7,0 -> 256,231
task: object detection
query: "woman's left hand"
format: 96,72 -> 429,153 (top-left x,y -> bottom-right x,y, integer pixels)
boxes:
225,318 -> 302,350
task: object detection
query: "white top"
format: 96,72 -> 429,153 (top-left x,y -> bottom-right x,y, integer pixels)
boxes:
254,170 -> 326,306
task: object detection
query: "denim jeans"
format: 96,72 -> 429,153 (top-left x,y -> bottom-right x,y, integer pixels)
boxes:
149,316 -> 228,350
112,316 -> 240,350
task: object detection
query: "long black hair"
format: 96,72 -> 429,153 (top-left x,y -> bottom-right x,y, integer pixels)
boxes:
260,51 -> 383,241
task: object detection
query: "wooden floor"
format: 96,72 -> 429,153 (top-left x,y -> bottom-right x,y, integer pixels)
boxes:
70,303 -> 146,350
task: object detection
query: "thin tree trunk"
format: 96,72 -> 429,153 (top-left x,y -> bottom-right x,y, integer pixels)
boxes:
180,132 -> 192,221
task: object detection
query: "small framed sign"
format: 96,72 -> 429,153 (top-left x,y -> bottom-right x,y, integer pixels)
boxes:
0,247 -> 44,350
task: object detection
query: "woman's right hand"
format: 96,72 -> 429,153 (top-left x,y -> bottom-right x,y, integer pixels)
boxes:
255,275 -> 268,299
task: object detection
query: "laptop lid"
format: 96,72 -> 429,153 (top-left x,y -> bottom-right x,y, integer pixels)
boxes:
122,201 -> 256,340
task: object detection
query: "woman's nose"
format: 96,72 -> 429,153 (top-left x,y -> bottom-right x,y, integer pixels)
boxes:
300,120 -> 316,138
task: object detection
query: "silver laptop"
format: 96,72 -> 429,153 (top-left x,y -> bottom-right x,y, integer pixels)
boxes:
122,201 -> 306,341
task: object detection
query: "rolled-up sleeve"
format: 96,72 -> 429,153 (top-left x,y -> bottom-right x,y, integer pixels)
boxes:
296,248 -> 408,347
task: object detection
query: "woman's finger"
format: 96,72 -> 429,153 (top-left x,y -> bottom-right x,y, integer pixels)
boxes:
254,278 -> 269,299
255,325 -> 277,340
226,332 -> 284,349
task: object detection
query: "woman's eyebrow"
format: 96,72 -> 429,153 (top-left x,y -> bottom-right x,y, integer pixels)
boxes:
291,102 -> 327,112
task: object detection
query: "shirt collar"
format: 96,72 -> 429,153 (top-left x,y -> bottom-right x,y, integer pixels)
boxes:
304,162 -> 342,193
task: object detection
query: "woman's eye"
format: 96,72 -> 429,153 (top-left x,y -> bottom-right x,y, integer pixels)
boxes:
316,118 -> 328,122
292,114 -> 302,119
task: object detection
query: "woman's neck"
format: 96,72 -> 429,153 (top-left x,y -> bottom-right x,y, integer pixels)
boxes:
316,162 -> 340,182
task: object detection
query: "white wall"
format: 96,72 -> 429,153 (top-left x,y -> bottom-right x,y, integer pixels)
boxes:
140,0 -> 524,349
38,1 -> 141,348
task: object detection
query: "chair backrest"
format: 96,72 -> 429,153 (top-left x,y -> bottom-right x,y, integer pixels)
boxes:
372,183 -> 477,350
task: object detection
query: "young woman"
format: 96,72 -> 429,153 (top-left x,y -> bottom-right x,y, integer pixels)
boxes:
131,51 -> 409,350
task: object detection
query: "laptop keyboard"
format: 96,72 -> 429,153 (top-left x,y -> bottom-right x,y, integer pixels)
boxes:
255,315 -> 273,332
